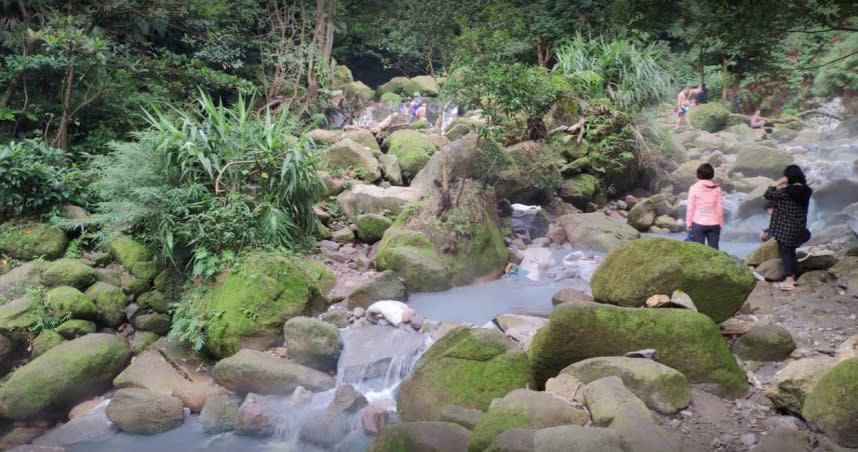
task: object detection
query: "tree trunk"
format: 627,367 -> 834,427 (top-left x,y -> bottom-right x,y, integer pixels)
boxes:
721,56 -> 731,101
304,0 -> 327,110
322,0 -> 336,86
52,66 -> 75,150
698,49 -> 705,86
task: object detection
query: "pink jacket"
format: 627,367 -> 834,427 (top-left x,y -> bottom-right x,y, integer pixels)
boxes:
686,180 -> 724,227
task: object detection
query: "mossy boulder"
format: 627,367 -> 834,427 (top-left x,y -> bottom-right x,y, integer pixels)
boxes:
467,389 -> 586,452
670,159 -> 732,192
282,317 -> 341,372
411,76 -> 440,96
370,422 -> 471,452
344,81 -> 374,103
109,235 -> 153,270
766,356 -> 835,415
732,324 -> 796,361
46,286 -> 97,319
0,296 -> 38,332
342,129 -> 381,153
332,64 -> 354,87
802,358 -> 858,448
40,259 -> 98,290
55,319 -> 96,339
307,128 -> 342,145
130,260 -> 160,281
376,185 -> 508,292
346,270 -> 408,309
529,303 -> 747,398
689,103 -> 730,132
212,348 -> 335,395
410,118 -> 428,129
31,330 -> 65,357
397,328 -> 535,422
0,262 -> 43,301
355,214 -> 393,243
0,333 -> 131,420
558,174 -> 602,210
137,290 -> 169,314
590,238 -> 755,323
122,276 -> 151,295
377,76 -> 422,98
84,282 -> 127,327
106,388 -> 185,434
0,223 -> 68,260
196,253 -> 333,359
730,146 -> 795,179
327,138 -> 382,182
745,240 -> 780,266
556,212 -> 640,253
558,356 -> 690,415
133,313 -> 171,334
495,141 -> 563,204
380,92 -> 403,106
385,130 -> 437,182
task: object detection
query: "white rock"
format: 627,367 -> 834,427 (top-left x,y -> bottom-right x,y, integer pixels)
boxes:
366,300 -> 414,327
519,247 -> 556,281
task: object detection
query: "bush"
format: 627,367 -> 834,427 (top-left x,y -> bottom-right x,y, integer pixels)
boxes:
0,139 -> 85,219
89,92 -> 323,277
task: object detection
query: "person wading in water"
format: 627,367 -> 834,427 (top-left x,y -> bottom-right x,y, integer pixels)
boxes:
764,165 -> 813,291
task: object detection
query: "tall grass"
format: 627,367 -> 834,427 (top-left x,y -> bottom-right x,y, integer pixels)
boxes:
87,91 -> 322,276
554,36 -> 671,111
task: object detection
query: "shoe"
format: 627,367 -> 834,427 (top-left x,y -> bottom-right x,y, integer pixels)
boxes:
775,282 -> 794,291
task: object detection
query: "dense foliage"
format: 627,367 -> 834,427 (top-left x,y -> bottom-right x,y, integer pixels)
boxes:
87,93 -> 322,277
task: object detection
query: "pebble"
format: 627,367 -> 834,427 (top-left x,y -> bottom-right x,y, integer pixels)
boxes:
531,237 -> 552,247
353,307 -> 365,318
680,410 -> 693,418
740,433 -> 757,447
410,315 -> 424,331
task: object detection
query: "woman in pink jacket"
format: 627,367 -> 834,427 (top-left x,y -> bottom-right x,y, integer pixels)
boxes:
686,163 -> 724,249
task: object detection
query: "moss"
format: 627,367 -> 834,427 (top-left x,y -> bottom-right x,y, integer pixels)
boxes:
529,303 -> 747,398
559,174 -> 602,210
411,76 -> 440,96
0,333 -> 131,420
0,297 -> 39,331
496,141 -> 563,204
744,240 -> 780,266
732,325 -> 796,361
199,253 -> 333,358
40,259 -> 98,289
332,64 -> 354,87
31,330 -> 65,357
356,214 -> 393,243
802,358 -> 858,447
46,286 -> 97,319
410,119 -> 428,130
55,319 -> 96,339
689,103 -> 730,132
0,223 -> 68,260
385,130 -> 437,182
122,276 -> 151,295
467,408 -> 528,452
345,81 -> 374,103
131,331 -> 160,354
342,129 -> 381,152
397,328 -> 535,422
590,238 -> 755,323
730,146 -> 795,179
133,313 -> 171,334
130,260 -> 160,281
377,76 -> 422,98
380,92 -> 403,105
137,290 -> 169,313
109,235 -> 153,270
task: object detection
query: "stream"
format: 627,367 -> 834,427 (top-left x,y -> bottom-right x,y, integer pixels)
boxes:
42,138 -> 858,451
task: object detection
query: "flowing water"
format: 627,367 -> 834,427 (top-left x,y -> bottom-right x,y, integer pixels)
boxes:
45,123 -> 858,451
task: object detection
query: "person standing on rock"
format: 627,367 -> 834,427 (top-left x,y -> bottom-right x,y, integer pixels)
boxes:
765,165 -> 813,291
686,163 -> 724,249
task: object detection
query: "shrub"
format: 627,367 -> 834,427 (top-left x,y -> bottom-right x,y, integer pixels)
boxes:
89,91 -> 323,276
0,139 -> 85,219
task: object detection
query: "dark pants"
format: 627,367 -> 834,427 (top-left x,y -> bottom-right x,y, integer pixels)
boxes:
690,223 -> 721,250
778,241 -> 798,277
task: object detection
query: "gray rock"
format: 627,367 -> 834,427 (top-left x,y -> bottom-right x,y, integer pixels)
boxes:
283,317 -> 342,372
347,270 -> 408,309
486,428 -> 535,452
557,212 -> 640,252
371,422 -> 470,452
733,324 -> 796,362
133,313 -> 171,334
33,402 -> 116,447
750,427 -> 809,452
0,263 -> 43,301
200,394 -> 240,433
300,384 -> 368,447
336,184 -> 419,219
534,425 -> 626,452
105,388 -> 184,434
212,349 -> 335,395
551,288 -> 593,306
439,405 -> 485,430
235,393 -> 277,437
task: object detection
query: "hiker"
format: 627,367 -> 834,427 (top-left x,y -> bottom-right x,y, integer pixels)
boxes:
674,87 -> 693,129
760,201 -> 776,241
750,108 -> 767,129
686,163 -> 724,250
410,93 -> 422,121
764,165 -> 813,291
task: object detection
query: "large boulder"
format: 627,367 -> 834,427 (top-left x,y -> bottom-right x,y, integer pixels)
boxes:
299,384 -> 368,447
558,357 -> 690,414
745,240 -> 780,266
397,328 -> 534,422
765,356 -> 836,415
378,153 -> 404,185
376,76 -> 422,98
626,194 -> 677,232
0,262 -> 43,302
344,81 -> 374,104
529,303 -> 747,397
282,317 -> 341,372
105,388 -> 184,434
385,130 -> 437,182
734,176 -> 775,193
336,184 -> 420,219
813,179 -> 858,212
196,253 -> 333,358
200,394 -> 240,433
411,76 -> 440,96
376,184 -> 507,292
557,212 -> 640,253
590,238 -> 755,323
730,146 -> 794,179
558,174 -> 602,211
670,159 -> 731,192
411,134 -> 480,195
370,422 -> 470,452
737,184 -> 771,219
689,103 -> 730,132
533,425 -> 626,452
467,389 -> 586,452
802,358 -> 858,448
0,223 -> 68,260
327,138 -> 382,182
45,286 -> 97,319
495,141 -> 562,204
0,334 -> 131,420
830,256 -> 858,293
212,349 -> 334,395
40,259 -> 98,289
113,350 -> 188,396
109,235 -> 152,270
732,324 -> 796,361
355,214 -> 393,243
84,282 -> 127,328
346,270 -> 408,309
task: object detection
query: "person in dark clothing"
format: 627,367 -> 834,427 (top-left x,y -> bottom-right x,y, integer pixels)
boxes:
764,165 -> 813,291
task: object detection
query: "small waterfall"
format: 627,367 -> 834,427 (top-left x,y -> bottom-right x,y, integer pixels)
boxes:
336,325 -> 429,397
